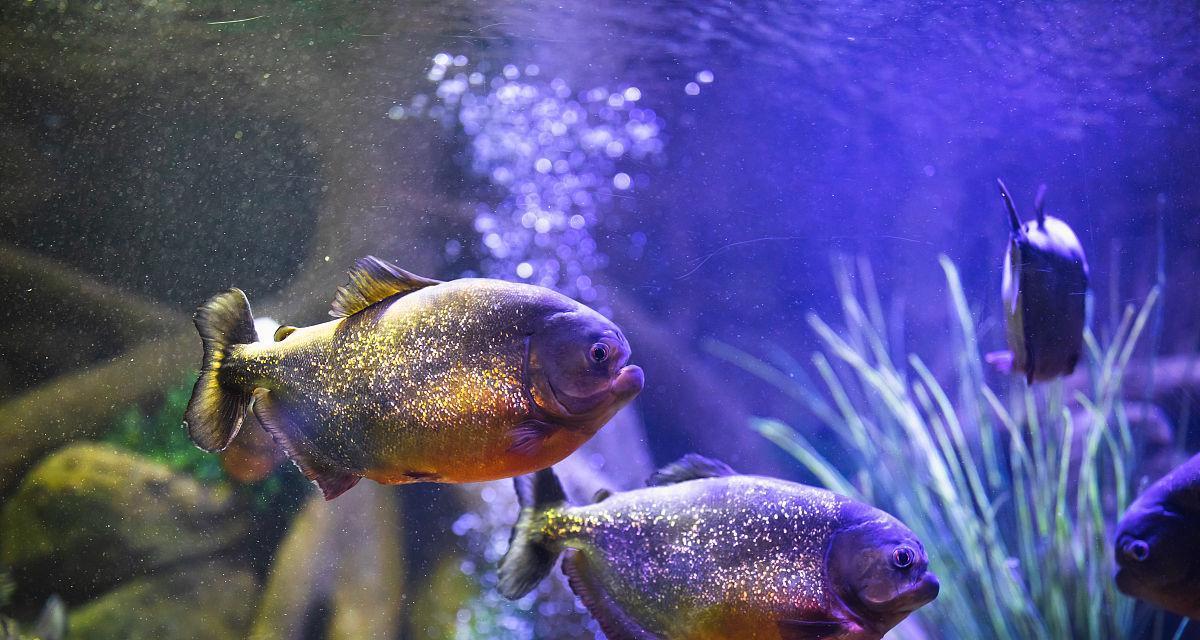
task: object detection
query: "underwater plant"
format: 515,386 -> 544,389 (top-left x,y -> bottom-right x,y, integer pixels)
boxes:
710,256 -> 1163,640
104,376 -> 307,518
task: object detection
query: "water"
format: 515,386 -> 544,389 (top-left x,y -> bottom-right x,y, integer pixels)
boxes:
1,1 -> 1198,638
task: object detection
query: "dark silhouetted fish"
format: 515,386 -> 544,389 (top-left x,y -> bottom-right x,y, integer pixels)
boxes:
1114,451 -> 1200,619
986,179 -> 1090,383
183,256 -> 644,500
498,455 -> 939,640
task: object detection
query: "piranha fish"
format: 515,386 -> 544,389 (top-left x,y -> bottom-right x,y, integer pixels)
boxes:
1114,451 -> 1200,619
183,256 -> 644,500
499,455 -> 939,640
985,179 -> 1089,383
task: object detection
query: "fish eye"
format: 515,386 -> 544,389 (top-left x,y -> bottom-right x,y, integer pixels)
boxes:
892,546 -> 915,569
589,342 -> 610,363
1124,540 -> 1150,563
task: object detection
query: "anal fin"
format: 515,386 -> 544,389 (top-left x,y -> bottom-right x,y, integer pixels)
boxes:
251,389 -> 361,500
562,551 -> 660,640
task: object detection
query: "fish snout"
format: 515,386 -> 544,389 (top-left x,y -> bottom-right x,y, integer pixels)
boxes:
611,365 -> 644,400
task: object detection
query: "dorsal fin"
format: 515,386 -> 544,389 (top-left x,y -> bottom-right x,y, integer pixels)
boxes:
330,256 -> 442,318
273,325 -> 297,341
647,454 -> 736,487
996,178 -> 1022,234
1034,183 -> 1048,227
592,488 -> 613,503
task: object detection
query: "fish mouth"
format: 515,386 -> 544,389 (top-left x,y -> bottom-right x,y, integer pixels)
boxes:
1113,568 -> 1134,595
610,365 -> 645,399
899,573 -> 940,611
545,364 -> 644,419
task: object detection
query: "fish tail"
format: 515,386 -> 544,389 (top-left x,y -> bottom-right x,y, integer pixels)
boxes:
498,467 -> 569,600
184,288 -> 258,452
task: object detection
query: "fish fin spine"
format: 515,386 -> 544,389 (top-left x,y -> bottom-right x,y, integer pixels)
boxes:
646,453 -> 736,487
498,467 -> 569,600
562,551 -> 661,640
330,256 -> 442,318
251,389 -> 361,500
184,288 -> 257,452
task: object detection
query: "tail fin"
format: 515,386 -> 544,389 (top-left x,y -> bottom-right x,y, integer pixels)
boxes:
498,467 -> 569,600
184,288 -> 258,452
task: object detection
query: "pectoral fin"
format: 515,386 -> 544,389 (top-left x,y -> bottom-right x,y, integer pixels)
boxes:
330,256 -> 442,318
251,389 -> 361,500
777,619 -> 854,640
508,420 -> 558,456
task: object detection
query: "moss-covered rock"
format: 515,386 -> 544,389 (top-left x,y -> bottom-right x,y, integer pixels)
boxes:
0,443 -> 249,600
67,560 -> 256,640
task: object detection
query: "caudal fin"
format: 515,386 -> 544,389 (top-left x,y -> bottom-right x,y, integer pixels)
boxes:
498,467 -> 569,600
184,288 -> 258,452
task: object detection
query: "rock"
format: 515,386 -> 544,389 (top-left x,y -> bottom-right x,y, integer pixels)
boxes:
0,443 -> 249,601
68,560 -> 257,640
0,334 -> 197,498
249,482 -> 404,640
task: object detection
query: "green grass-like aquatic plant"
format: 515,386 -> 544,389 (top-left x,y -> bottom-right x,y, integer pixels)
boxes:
710,256 -> 1159,640
104,375 -> 308,517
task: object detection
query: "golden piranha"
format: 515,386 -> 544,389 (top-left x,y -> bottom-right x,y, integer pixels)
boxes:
498,455 -> 939,640
183,256 -> 644,499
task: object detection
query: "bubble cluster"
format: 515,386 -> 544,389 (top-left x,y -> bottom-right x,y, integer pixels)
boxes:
447,481 -> 595,640
393,53 -> 665,303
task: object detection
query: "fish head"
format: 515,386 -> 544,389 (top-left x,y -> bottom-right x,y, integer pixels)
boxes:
1019,215 -> 1089,277
526,307 -> 643,426
826,510 -> 939,633
1114,466 -> 1200,617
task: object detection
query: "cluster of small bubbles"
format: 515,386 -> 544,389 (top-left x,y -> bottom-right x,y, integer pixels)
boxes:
684,69 -> 715,96
392,53 -> 665,305
446,480 -> 595,639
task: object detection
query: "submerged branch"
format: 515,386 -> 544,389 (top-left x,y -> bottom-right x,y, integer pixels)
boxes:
0,333 -> 195,496
0,244 -> 184,340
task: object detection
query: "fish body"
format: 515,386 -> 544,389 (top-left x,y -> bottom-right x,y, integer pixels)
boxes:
499,456 -> 939,640
989,180 -> 1089,383
1114,451 -> 1200,619
184,257 -> 643,499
